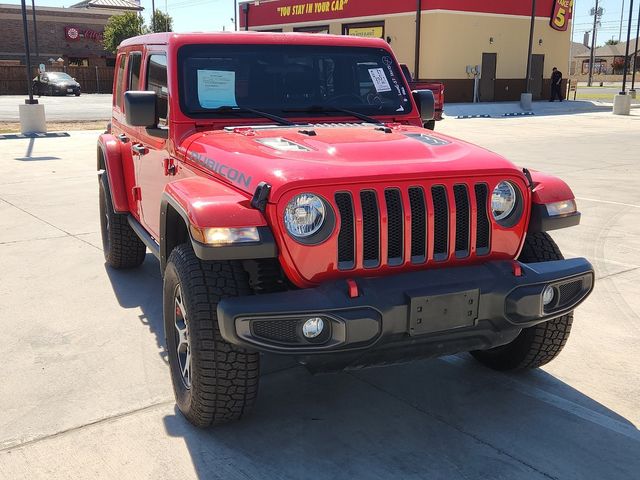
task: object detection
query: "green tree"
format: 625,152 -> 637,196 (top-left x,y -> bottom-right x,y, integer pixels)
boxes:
103,12 -> 145,54
605,39 -> 619,45
150,10 -> 173,33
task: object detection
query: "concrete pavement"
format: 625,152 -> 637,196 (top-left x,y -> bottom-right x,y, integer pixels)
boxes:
0,113 -> 639,479
0,94 -> 112,122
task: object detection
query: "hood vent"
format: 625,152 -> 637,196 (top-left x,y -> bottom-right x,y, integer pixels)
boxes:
405,133 -> 450,146
256,137 -> 311,152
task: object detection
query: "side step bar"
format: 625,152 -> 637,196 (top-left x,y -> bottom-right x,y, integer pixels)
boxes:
127,215 -> 160,260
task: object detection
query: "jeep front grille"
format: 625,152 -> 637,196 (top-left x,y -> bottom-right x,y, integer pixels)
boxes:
334,183 -> 491,270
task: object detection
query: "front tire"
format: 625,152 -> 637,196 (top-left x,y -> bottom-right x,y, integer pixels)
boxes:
471,232 -> 573,371
99,174 -> 146,269
424,119 -> 436,130
164,245 -> 260,428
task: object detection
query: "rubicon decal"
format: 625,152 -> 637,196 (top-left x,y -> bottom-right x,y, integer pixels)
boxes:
189,152 -> 252,188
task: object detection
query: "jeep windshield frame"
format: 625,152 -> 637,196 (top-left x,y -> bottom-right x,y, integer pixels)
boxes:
177,43 -> 414,122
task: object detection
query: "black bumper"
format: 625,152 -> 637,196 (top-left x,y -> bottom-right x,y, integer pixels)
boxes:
218,259 -> 594,371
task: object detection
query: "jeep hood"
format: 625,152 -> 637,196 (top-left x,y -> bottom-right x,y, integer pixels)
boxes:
184,124 -> 523,201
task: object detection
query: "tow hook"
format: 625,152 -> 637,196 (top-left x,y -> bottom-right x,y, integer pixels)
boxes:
164,158 -> 177,176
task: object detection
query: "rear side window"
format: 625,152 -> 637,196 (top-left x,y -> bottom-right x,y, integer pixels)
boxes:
147,54 -> 168,125
114,53 -> 126,108
127,52 -> 142,91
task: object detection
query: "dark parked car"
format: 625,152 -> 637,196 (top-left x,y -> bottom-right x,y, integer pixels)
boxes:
32,72 -> 81,96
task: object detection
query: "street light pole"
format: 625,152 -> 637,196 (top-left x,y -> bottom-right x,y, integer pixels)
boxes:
631,1 -> 640,93
151,0 -> 156,32
20,0 -> 36,104
620,0 -> 635,94
30,0 -> 39,62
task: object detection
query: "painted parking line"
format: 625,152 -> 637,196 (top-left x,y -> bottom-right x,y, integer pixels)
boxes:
575,197 -> 640,209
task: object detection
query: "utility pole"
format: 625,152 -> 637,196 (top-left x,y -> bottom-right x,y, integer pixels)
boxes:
234,0 -> 238,31
631,1 -> 640,93
587,0 -> 601,87
619,0 -> 625,42
30,0 -> 39,61
621,0 -> 635,94
525,0 -> 536,93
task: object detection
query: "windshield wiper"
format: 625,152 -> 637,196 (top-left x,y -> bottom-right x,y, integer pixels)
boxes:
284,105 -> 382,125
209,106 -> 295,126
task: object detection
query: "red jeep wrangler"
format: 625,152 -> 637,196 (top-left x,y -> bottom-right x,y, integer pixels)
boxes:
98,32 -> 594,428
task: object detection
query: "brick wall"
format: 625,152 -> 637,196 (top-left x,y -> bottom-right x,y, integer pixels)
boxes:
0,5 -> 116,69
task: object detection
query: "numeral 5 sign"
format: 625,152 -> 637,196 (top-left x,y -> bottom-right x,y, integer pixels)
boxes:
550,0 -> 573,32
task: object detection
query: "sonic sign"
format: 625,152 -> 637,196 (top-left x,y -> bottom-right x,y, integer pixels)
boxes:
550,0 -> 573,31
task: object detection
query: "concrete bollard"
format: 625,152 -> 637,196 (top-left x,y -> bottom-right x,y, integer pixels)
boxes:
18,103 -> 47,134
612,94 -> 631,115
520,93 -> 533,111
630,90 -> 637,99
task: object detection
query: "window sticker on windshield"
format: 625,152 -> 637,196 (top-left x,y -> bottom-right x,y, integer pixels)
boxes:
368,68 -> 392,93
197,70 -> 237,108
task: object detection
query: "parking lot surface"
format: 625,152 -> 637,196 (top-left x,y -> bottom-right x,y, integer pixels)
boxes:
0,111 -> 638,479
0,94 -> 112,122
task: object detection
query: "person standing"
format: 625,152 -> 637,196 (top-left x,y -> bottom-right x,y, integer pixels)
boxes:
550,67 -> 563,102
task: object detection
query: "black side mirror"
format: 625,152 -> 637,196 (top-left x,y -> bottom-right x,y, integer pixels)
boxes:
124,91 -> 157,127
412,89 -> 435,124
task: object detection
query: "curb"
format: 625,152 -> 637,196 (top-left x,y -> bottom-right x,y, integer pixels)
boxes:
0,132 -> 70,140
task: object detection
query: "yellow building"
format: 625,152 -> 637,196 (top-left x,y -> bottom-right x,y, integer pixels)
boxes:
239,0 -> 573,102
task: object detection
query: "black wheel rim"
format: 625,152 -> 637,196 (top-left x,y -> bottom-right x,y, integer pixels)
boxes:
173,285 -> 192,389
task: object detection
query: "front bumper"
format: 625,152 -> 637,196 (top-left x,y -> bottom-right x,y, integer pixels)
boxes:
218,259 -> 593,370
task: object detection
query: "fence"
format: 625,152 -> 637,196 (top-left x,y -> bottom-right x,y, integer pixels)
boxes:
0,65 -> 114,95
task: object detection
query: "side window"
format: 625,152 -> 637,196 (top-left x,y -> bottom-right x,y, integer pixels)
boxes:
115,53 -> 126,108
147,54 -> 168,125
127,52 -> 142,91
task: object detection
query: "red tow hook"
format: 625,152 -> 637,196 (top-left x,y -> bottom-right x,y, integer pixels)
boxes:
346,279 -> 359,298
511,261 -> 523,277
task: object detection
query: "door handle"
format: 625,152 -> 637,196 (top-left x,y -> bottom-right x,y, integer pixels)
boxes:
132,143 -> 149,155
117,133 -> 129,143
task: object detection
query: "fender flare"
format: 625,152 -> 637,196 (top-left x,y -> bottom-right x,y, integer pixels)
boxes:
528,170 -> 580,232
97,134 -> 129,213
160,177 -> 277,270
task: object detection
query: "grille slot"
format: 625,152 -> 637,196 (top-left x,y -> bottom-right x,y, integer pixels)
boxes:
361,191 -> 380,268
474,184 -> 490,254
431,186 -> 449,261
385,189 -> 404,266
335,192 -> 355,270
408,187 -> 426,263
331,182 -> 495,270
252,320 -> 299,344
453,184 -> 470,257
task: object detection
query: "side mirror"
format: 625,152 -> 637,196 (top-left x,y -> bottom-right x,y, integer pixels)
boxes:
412,89 -> 435,124
124,91 -> 158,127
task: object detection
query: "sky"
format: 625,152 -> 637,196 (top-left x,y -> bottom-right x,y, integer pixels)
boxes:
4,0 -> 638,46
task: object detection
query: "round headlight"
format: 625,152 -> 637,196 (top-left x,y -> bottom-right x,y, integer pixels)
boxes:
284,193 -> 326,238
491,181 -> 517,221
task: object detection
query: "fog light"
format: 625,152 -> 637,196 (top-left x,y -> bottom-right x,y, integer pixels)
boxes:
542,285 -> 555,306
302,317 -> 324,339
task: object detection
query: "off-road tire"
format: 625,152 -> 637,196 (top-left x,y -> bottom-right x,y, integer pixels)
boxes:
164,244 -> 260,428
99,174 -> 146,269
471,232 -> 573,371
425,119 -> 436,130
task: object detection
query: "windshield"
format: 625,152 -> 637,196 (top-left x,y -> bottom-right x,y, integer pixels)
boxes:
47,72 -> 74,81
178,44 -> 413,119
